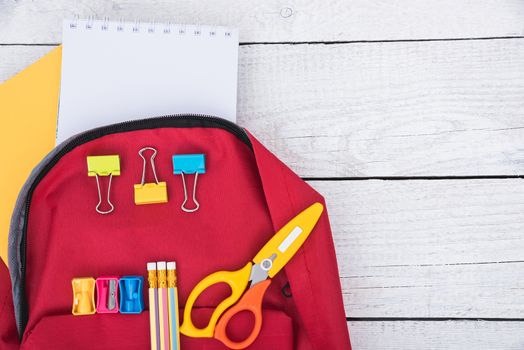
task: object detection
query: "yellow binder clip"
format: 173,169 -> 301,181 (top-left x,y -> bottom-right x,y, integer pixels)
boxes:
87,155 -> 120,214
134,147 -> 168,205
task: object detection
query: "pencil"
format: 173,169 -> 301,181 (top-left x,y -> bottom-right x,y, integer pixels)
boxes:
157,262 -> 170,350
167,262 -> 180,350
147,263 -> 160,350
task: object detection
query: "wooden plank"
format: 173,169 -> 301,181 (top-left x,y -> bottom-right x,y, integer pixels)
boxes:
347,320 -> 524,350
309,179 -> 524,317
239,39 -> 524,177
0,46 -> 54,82
0,0 -> 523,44
1,39 -> 524,176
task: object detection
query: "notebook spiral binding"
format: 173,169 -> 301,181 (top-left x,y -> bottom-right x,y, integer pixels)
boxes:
67,16 -> 233,37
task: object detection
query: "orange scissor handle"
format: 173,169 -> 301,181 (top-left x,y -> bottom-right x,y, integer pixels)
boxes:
214,279 -> 272,349
180,263 -> 252,338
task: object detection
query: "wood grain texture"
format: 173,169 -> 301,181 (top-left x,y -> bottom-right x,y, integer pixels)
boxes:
347,320 -> 524,350
0,46 -> 54,82
2,39 -> 523,176
309,179 -> 524,317
238,39 -> 524,177
1,0 -> 524,44
239,39 -> 524,177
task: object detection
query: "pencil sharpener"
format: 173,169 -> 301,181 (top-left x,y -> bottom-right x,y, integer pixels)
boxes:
72,277 -> 96,316
119,276 -> 144,314
96,276 -> 119,314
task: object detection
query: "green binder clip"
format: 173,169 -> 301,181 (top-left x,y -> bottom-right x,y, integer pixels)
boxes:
87,155 -> 120,214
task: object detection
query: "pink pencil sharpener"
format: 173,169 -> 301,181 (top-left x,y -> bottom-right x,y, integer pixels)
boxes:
96,276 -> 119,313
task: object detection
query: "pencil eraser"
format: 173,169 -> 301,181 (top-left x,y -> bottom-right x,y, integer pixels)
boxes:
157,261 -> 166,270
167,261 -> 176,270
147,262 -> 157,271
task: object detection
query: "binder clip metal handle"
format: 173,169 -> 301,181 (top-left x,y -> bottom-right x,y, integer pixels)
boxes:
138,147 -> 160,186
87,155 -> 120,215
173,154 -> 206,213
134,147 -> 168,205
180,172 -> 200,213
95,173 -> 114,214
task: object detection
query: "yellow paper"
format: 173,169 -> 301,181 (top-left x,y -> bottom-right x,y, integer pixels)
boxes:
0,47 -> 62,263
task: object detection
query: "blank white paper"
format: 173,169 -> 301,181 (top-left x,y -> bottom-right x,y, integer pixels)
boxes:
57,19 -> 239,144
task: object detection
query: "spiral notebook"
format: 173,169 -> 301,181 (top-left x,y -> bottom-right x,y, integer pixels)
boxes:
57,19 -> 239,143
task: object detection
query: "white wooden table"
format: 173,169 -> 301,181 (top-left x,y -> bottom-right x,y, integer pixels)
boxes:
1,1 -> 524,349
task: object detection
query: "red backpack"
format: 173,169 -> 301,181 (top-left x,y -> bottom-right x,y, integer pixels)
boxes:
2,116 -> 351,349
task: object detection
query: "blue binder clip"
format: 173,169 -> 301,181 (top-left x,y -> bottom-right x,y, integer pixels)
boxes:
172,154 -> 206,213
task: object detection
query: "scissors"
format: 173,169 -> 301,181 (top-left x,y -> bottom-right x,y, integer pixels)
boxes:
180,202 -> 324,349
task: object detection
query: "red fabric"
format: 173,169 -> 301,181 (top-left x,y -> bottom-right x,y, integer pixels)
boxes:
249,132 -> 351,349
0,260 -> 20,350
7,126 -> 349,349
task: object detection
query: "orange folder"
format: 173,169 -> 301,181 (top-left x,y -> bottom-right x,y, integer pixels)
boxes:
0,47 -> 62,263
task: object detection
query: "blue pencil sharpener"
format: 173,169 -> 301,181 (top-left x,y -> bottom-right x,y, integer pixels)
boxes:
118,276 -> 144,314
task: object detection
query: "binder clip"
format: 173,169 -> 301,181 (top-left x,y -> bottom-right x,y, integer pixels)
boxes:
134,147 -> 168,205
72,277 -> 96,316
87,155 -> 120,214
172,154 -> 206,213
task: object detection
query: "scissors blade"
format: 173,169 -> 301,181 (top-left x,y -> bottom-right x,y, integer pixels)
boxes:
252,202 -> 324,278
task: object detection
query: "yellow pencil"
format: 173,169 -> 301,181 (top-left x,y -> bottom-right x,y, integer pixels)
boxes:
157,262 -> 169,350
167,262 -> 180,350
147,263 -> 160,350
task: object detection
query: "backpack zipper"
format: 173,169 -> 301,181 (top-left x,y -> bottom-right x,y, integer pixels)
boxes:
17,114 -> 251,335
